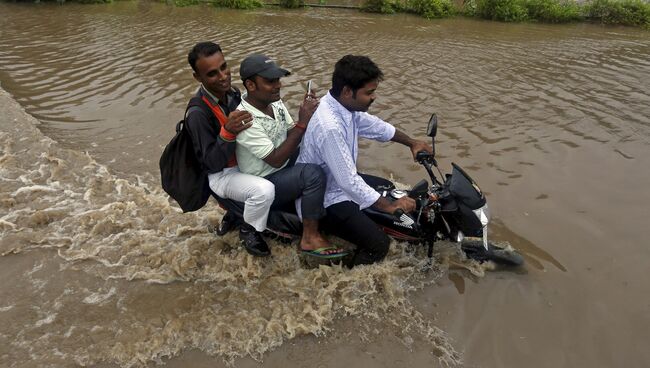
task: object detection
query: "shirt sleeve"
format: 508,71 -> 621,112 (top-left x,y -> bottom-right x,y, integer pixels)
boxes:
236,116 -> 275,160
319,126 -> 380,209
185,108 -> 234,174
356,112 -> 396,142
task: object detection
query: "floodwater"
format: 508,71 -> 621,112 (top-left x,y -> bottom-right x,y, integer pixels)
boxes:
1,2 -> 649,367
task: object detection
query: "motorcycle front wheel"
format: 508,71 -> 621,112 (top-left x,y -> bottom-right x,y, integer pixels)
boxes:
460,239 -> 525,267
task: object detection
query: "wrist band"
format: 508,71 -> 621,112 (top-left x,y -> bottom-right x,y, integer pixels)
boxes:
220,128 -> 237,141
294,123 -> 307,131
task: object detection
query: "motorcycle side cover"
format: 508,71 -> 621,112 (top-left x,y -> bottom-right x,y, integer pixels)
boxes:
440,163 -> 486,237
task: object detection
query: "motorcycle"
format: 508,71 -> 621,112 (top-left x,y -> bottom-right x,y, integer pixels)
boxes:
215,115 -> 524,267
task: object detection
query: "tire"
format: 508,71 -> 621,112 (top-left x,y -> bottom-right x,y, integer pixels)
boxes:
460,240 -> 524,267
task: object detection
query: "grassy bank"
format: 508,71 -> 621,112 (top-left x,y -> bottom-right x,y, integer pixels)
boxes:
5,0 -> 649,28
362,0 -> 649,27
469,0 -> 649,26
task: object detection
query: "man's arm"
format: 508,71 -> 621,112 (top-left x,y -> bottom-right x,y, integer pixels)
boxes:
356,113 -> 433,160
185,110 -> 232,173
262,128 -> 304,168
262,95 -> 318,168
185,108 -> 252,173
320,128 -> 416,213
354,115 -> 421,213
372,193 -> 416,214
391,129 -> 433,160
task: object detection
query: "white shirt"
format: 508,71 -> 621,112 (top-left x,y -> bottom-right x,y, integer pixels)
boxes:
297,92 -> 396,209
235,96 -> 295,177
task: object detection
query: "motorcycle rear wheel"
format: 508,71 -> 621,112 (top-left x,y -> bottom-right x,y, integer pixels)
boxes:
460,240 -> 524,267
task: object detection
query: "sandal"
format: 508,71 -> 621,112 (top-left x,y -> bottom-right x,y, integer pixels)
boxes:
300,246 -> 348,259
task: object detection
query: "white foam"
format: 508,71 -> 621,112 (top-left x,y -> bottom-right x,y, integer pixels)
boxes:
0,219 -> 16,229
35,313 -> 57,327
27,262 -> 44,275
63,326 -> 76,338
82,287 -> 116,305
12,185 -> 58,196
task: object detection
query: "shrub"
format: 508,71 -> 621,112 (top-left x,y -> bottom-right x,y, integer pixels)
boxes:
361,0 -> 403,13
476,0 -> 528,21
213,0 -> 263,9
523,0 -> 583,22
586,0 -> 650,27
171,0 -> 200,6
278,0 -> 304,8
475,0 -> 649,26
462,0 -> 479,16
406,0 -> 455,18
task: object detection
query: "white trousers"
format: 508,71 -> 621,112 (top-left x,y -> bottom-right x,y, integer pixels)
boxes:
208,167 -> 275,232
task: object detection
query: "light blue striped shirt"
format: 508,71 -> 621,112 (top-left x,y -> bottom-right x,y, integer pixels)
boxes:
297,92 -> 396,209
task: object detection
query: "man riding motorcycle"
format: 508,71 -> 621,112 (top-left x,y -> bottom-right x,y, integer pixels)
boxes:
297,55 -> 433,267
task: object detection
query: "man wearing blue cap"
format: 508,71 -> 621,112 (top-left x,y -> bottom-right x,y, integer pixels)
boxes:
235,54 -> 345,259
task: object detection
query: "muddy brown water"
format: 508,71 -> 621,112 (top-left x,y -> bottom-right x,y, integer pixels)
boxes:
1,2 -> 649,367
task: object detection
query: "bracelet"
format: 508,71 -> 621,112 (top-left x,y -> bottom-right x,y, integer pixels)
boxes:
294,123 -> 307,131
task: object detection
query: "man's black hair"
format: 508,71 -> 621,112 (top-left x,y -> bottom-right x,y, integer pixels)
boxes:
331,55 -> 384,98
188,42 -> 223,73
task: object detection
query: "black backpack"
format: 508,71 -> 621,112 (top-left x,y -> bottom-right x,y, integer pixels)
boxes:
159,97 -> 212,212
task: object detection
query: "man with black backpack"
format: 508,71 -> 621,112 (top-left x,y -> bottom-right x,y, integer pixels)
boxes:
184,42 -> 275,257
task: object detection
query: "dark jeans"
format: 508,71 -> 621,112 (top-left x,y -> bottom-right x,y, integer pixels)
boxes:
321,173 -> 394,266
264,163 -> 326,220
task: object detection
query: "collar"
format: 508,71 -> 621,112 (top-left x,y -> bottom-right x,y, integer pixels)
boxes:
240,92 -> 278,120
200,84 -> 222,105
324,91 -> 353,124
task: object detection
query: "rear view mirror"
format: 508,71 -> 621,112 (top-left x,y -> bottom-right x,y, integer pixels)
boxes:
427,114 -> 438,138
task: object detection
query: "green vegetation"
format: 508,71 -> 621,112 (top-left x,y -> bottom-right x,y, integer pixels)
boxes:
16,0 -> 113,3
10,0 -> 648,28
169,0 -> 262,8
468,0 -> 648,26
524,0 -> 582,22
169,0 -> 199,6
361,0 -> 649,27
278,0 -> 305,8
407,0 -> 455,18
361,0 -> 401,13
361,0 -> 454,18
475,0 -> 529,21
586,0 -> 650,26
214,0 -> 263,8
473,0 -> 582,22
170,0 -> 300,9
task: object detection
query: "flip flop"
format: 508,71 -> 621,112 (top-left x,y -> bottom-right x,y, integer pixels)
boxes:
300,246 -> 348,259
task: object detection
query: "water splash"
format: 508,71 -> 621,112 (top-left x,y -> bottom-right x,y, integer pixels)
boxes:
0,88 -> 461,367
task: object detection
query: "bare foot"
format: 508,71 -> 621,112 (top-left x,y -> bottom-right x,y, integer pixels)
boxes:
299,233 -> 335,252
299,219 -> 345,254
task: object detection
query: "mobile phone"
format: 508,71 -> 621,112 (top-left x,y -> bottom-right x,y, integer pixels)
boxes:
306,80 -> 312,95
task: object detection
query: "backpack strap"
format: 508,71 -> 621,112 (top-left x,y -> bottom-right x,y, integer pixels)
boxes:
187,96 -> 212,117
178,96 -> 212,133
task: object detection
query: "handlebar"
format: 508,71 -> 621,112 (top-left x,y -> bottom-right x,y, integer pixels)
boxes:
416,150 -> 437,166
415,150 -> 431,161
415,151 -> 438,167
